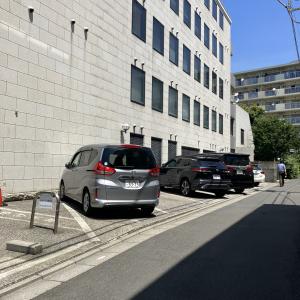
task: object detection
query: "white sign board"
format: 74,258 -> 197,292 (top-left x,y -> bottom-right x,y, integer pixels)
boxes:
38,193 -> 54,209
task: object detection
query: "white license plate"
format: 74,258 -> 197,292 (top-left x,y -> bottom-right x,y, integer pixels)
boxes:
213,175 -> 221,180
237,170 -> 243,175
125,181 -> 140,189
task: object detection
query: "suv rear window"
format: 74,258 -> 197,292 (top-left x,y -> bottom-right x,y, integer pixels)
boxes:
196,159 -> 225,169
102,147 -> 156,169
223,155 -> 249,166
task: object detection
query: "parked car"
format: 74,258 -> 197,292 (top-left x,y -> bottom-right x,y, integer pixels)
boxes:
160,155 -> 231,197
197,153 -> 254,193
253,164 -> 265,186
59,144 -> 160,216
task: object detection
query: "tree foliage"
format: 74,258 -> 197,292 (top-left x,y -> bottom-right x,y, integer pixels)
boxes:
240,104 -> 300,161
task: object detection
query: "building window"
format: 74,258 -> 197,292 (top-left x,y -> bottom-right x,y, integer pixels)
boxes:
204,23 -> 210,49
168,140 -> 177,160
241,129 -> 245,145
184,0 -> 191,28
219,10 -> 224,29
219,114 -> 223,134
219,42 -> 224,64
219,77 -> 224,99
212,33 -> 217,57
203,105 -> 209,129
194,100 -> 200,126
183,45 -> 191,75
195,12 -> 201,40
212,71 -> 217,94
132,0 -> 146,42
169,86 -> 178,117
131,65 -> 145,105
153,17 -> 164,55
204,0 -> 210,10
151,137 -> 162,166
169,33 -> 179,66
212,0 -> 218,21
204,64 -> 210,89
152,77 -> 163,112
182,94 -> 190,122
230,117 -> 235,136
212,110 -> 217,132
170,0 -> 179,15
194,55 -> 201,82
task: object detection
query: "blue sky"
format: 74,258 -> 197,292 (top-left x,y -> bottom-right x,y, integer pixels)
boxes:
221,0 -> 299,72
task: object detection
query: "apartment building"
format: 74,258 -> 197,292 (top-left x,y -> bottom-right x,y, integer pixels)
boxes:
0,0 -> 232,193
232,61 -> 300,134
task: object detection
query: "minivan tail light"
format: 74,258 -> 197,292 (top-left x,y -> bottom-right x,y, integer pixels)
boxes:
149,167 -> 160,177
94,161 -> 116,175
192,167 -> 210,172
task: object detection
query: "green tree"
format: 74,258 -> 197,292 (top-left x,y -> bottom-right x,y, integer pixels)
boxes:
253,116 -> 300,161
240,104 -> 265,125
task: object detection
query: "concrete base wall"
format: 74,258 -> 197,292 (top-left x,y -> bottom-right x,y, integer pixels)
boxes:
258,161 -> 278,182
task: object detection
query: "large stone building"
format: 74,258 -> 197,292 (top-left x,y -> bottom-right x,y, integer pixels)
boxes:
232,61 -> 300,135
0,0 -> 232,193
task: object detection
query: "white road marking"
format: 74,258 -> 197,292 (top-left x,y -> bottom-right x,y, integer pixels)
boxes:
1,208 -> 74,220
63,203 -> 100,243
0,216 -> 83,232
155,207 -> 168,214
96,255 -> 106,261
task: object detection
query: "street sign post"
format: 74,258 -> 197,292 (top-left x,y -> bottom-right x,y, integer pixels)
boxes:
30,192 -> 61,234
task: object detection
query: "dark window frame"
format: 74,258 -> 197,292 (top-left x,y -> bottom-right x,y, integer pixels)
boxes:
219,114 -> 224,134
219,77 -> 224,99
182,93 -> 190,122
212,0 -> 218,21
212,33 -> 217,57
152,76 -> 164,113
219,10 -> 224,30
183,44 -> 191,75
131,65 -> 145,106
132,0 -> 147,42
204,64 -> 210,89
241,129 -> 245,145
194,55 -> 201,82
168,86 -> 178,118
169,32 -> 179,66
212,71 -> 217,94
183,0 -> 191,28
194,100 -> 200,126
212,110 -> 217,132
170,0 -> 179,15
204,0 -> 210,10
203,105 -> 209,129
219,42 -> 224,64
204,23 -> 210,49
194,11 -> 201,40
152,17 -> 164,55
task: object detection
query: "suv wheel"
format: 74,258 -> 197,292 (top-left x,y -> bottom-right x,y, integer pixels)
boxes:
141,206 -> 155,217
82,189 -> 92,216
235,188 -> 245,194
59,181 -> 65,201
215,191 -> 226,198
180,179 -> 191,197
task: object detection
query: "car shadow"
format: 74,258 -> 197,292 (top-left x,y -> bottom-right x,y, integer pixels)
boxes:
62,197 -> 156,220
161,188 -> 229,199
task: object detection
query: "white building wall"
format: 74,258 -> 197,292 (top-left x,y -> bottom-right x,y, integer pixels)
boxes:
0,0 -> 232,193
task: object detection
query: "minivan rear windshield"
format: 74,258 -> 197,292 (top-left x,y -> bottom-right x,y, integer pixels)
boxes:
224,155 -> 249,166
196,159 -> 225,169
102,147 -> 156,169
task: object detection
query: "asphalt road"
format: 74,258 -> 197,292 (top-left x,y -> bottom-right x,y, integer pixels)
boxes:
35,180 -> 300,300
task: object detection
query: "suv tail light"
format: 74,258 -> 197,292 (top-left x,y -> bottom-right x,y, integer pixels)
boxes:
246,165 -> 253,173
261,171 -> 265,174
226,166 -> 236,173
94,161 -> 116,175
192,167 -> 210,172
149,167 -> 160,177
121,144 -> 141,149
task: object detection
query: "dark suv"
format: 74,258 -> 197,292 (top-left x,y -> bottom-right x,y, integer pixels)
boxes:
160,156 -> 231,197
197,153 -> 254,193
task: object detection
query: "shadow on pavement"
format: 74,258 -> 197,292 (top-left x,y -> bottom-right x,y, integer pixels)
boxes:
132,204 -> 300,300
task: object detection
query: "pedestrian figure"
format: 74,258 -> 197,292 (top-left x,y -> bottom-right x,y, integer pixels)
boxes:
277,160 -> 286,187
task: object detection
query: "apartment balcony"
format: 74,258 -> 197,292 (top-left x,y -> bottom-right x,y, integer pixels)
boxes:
235,71 -> 300,88
235,86 -> 300,102
265,102 -> 300,113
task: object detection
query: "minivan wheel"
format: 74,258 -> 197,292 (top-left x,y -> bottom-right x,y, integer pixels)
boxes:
180,179 -> 191,197
141,206 -> 155,217
59,182 -> 65,201
234,188 -> 245,194
215,191 -> 226,198
82,189 -> 92,216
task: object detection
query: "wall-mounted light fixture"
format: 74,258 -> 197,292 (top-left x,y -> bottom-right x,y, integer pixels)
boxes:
121,124 -> 130,133
84,27 -> 89,40
70,19 -> 76,32
28,6 -> 34,22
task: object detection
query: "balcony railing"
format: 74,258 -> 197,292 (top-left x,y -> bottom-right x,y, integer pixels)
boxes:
264,102 -> 300,113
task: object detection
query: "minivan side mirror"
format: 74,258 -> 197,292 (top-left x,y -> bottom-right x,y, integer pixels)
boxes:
161,163 -> 166,168
65,162 -> 71,169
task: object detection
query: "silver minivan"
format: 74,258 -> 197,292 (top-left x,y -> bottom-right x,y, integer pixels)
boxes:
59,144 -> 160,216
